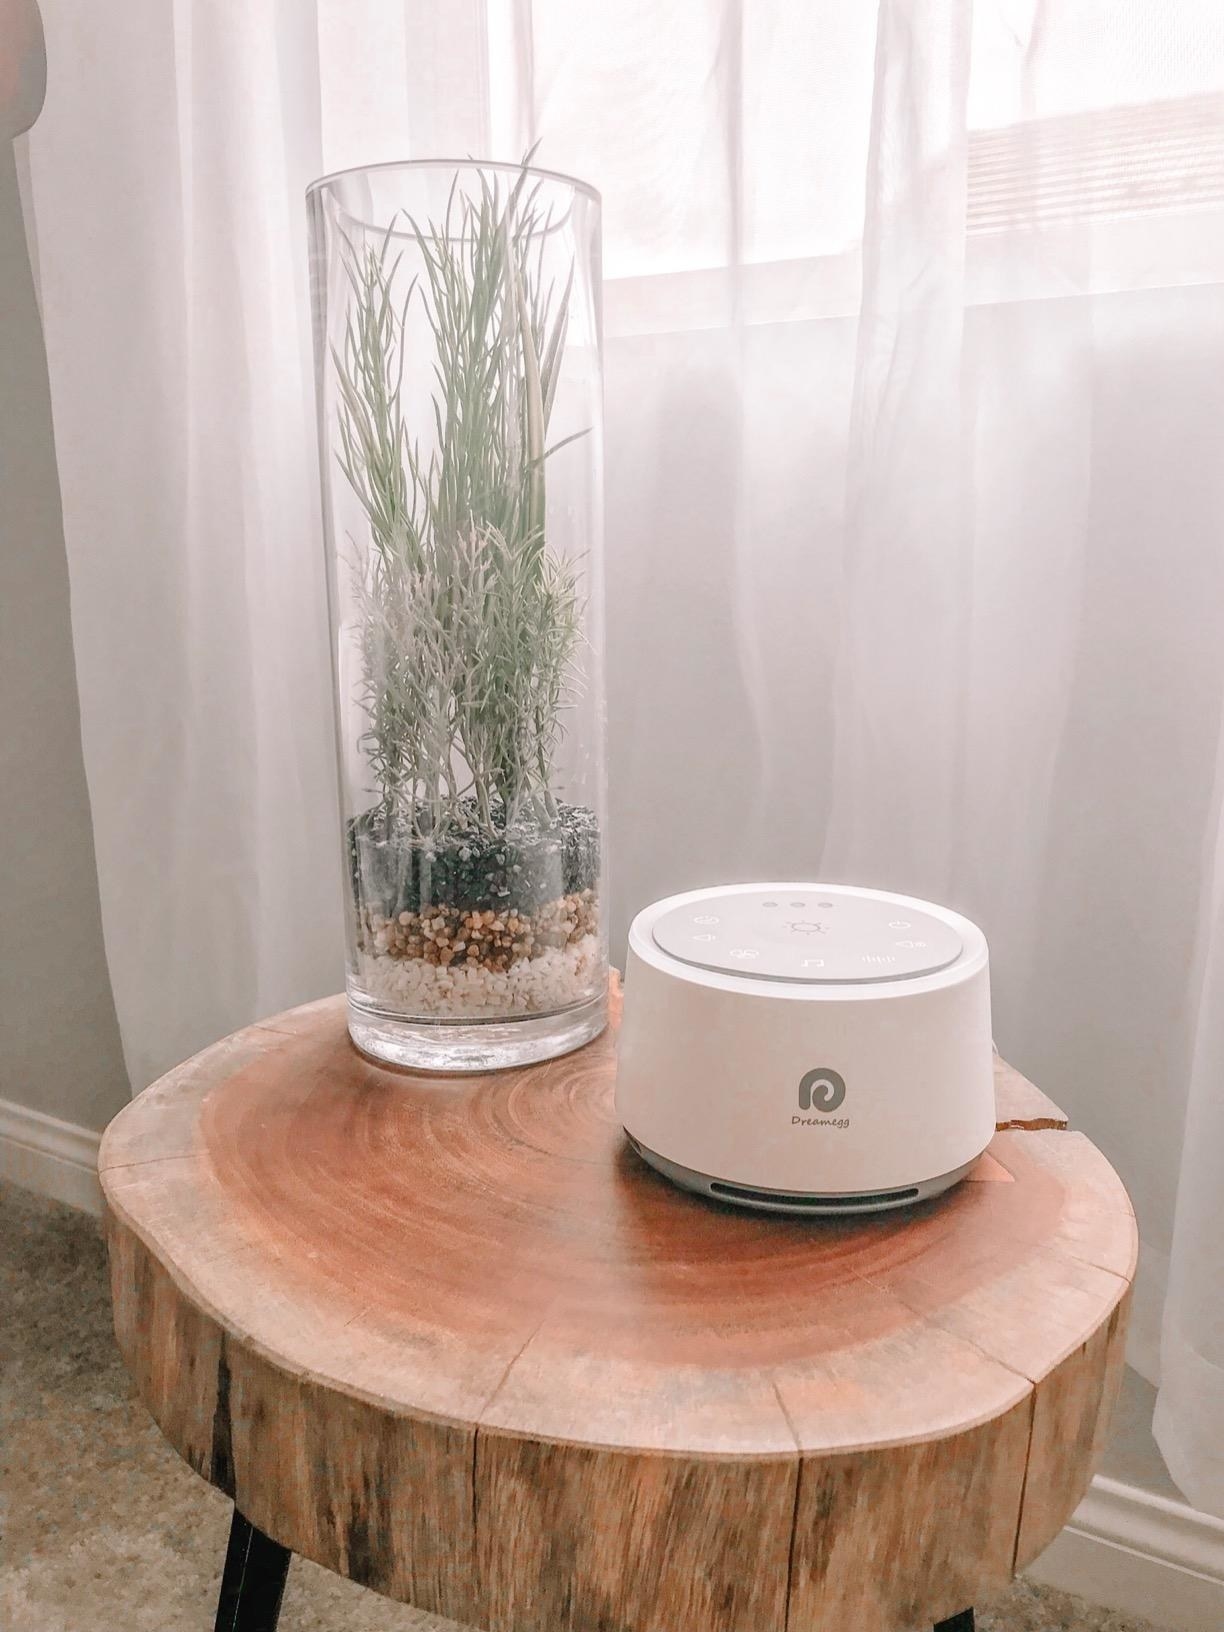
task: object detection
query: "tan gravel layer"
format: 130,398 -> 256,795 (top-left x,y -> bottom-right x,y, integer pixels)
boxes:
361,887 -> 597,972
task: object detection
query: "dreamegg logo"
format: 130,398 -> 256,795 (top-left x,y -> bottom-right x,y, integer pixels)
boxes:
794,1067 -> 849,1129
798,1067 -> 846,1113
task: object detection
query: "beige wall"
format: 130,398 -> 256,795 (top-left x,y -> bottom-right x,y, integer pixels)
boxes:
0,142 -> 130,1130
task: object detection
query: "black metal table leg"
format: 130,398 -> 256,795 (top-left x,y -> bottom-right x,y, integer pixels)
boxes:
214,1507 -> 292,1632
935,1612 -> 975,1632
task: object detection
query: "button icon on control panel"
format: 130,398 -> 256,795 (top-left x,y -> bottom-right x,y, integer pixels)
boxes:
693,914 -> 720,925
889,920 -> 911,929
863,953 -> 896,966
728,947 -> 759,960
787,920 -> 826,935
692,933 -> 716,943
800,957 -> 826,969
894,939 -> 927,949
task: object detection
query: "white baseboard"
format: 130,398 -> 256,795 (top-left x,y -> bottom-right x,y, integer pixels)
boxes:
0,1095 -> 102,1215
1027,1474 -> 1224,1632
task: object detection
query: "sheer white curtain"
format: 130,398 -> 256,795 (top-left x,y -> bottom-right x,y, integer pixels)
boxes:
1155,724 -> 1224,1509
21,0 -> 1224,1510
21,3 -> 342,1091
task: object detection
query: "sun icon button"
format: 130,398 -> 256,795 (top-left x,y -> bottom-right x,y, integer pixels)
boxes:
787,920 -> 827,935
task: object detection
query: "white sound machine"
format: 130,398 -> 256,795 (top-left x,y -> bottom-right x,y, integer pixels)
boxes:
615,883 -> 994,1215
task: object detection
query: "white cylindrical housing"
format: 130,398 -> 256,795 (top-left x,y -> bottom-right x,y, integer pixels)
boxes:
615,883 -> 994,1212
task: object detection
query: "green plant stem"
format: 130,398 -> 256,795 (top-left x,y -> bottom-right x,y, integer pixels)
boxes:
332,161 -> 588,846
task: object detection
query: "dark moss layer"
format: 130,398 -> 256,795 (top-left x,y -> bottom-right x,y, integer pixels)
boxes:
349,799 -> 600,919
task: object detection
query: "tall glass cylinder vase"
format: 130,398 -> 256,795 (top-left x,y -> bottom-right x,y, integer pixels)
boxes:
307,161 -> 607,1070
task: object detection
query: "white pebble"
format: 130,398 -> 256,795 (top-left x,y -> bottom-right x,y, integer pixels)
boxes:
355,935 -> 601,1017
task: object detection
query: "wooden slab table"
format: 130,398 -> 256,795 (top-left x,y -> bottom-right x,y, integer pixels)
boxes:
99,987 -> 1136,1632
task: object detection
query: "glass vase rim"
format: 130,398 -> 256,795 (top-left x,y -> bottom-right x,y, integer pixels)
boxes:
306,156 -> 602,210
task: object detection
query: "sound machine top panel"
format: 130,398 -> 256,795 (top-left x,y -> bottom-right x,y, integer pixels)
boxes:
651,887 -> 964,984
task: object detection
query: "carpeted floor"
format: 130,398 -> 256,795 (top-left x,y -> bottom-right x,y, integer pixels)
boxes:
1,1181 -> 1162,1632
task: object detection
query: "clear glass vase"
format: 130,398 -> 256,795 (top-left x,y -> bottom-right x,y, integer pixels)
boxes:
307,161 -> 608,1071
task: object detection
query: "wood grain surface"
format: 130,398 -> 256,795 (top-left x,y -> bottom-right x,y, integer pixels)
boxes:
100,984 -> 1135,1632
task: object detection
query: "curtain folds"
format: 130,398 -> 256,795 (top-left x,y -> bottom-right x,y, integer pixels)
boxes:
23,2 -> 341,1090
21,0 -> 1224,1513
1154,720 -> 1224,1513
822,0 -> 973,896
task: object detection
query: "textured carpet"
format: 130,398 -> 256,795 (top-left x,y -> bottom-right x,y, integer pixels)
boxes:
1,1181 -> 1161,1632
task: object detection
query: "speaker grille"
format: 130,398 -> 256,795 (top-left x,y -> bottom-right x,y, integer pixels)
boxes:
708,1180 -> 921,1210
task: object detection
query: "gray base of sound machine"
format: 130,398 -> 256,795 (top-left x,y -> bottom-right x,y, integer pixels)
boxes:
626,1136 -> 984,1216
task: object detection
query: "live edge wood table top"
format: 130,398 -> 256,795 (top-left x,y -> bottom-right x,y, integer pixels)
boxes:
99,982 -> 1136,1632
